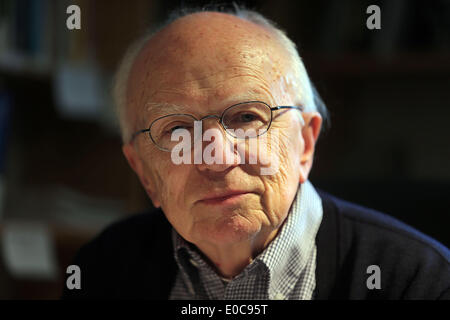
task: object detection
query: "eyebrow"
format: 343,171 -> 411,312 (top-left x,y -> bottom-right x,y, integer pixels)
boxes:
145,102 -> 187,117
144,92 -> 273,118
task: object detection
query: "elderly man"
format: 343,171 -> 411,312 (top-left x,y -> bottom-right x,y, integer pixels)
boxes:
63,7 -> 449,300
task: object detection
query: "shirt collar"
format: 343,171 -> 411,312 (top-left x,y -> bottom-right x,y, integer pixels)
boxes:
255,180 -> 323,298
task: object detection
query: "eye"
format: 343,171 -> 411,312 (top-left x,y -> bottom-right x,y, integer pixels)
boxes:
231,112 -> 262,124
163,123 -> 193,136
239,113 -> 258,122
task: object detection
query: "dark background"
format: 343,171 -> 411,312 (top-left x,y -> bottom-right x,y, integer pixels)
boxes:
0,0 -> 449,299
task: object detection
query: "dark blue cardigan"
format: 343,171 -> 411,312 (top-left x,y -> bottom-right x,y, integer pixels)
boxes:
62,190 -> 450,299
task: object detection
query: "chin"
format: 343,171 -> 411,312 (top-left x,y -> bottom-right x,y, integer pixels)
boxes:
196,215 -> 261,245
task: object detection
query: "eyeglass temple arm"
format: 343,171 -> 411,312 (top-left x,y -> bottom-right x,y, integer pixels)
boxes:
130,129 -> 150,142
271,106 -> 304,111
271,106 -> 305,125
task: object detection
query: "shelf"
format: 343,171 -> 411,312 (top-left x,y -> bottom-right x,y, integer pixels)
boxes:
303,52 -> 450,78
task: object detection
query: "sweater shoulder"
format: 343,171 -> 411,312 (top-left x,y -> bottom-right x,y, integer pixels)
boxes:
93,208 -> 170,247
317,190 -> 450,299
322,191 -> 449,259
62,208 -> 174,299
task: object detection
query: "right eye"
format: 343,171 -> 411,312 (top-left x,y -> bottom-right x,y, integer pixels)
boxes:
162,122 -> 193,136
166,125 -> 187,133
229,112 -> 261,124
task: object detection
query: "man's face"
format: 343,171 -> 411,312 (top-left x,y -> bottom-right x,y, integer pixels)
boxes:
124,13 -> 321,251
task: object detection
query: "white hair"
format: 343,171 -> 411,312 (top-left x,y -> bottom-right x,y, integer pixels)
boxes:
112,5 -> 328,143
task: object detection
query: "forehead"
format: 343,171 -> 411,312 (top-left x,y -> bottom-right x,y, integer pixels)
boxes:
127,12 -> 292,122
144,88 -> 269,118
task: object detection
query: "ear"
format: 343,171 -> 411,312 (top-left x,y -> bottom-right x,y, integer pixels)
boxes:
122,143 -> 161,208
299,112 -> 322,183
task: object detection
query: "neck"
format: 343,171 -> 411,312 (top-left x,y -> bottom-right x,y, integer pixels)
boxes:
195,228 -> 279,279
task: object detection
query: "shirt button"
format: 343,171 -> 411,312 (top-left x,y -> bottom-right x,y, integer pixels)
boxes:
273,292 -> 285,300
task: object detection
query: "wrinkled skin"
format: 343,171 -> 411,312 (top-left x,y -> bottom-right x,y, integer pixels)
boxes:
122,12 -> 322,278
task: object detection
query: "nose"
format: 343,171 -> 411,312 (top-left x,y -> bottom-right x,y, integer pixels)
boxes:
195,117 -> 242,173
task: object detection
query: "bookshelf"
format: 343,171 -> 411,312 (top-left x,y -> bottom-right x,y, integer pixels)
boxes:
0,0 -> 157,299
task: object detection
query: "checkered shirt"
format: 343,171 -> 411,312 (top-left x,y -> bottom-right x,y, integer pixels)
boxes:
169,180 -> 323,300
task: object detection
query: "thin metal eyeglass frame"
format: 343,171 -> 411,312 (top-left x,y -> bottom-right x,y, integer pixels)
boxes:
129,101 -> 304,151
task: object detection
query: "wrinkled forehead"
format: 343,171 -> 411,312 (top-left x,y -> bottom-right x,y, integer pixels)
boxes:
126,12 -> 293,124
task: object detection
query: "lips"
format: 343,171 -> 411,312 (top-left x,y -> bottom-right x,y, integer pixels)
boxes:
198,190 -> 251,205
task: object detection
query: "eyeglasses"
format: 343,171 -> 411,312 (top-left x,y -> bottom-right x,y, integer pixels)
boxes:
130,101 -> 304,151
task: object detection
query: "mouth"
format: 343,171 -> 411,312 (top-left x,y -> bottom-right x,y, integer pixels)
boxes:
198,190 -> 252,205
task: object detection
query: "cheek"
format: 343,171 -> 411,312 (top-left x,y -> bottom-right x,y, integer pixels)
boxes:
148,161 -> 197,240
142,151 -> 191,212
280,127 -> 304,171
160,170 -> 187,208
261,122 -> 304,175
258,126 -> 304,221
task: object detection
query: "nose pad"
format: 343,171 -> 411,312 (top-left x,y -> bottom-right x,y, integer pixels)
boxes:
198,115 -> 231,143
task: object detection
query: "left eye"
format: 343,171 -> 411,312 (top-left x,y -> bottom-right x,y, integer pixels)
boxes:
239,113 -> 257,122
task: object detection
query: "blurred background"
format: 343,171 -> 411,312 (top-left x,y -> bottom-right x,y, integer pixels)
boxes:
0,0 -> 449,299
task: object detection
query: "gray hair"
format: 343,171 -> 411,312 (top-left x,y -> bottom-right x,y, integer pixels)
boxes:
113,4 -> 329,143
